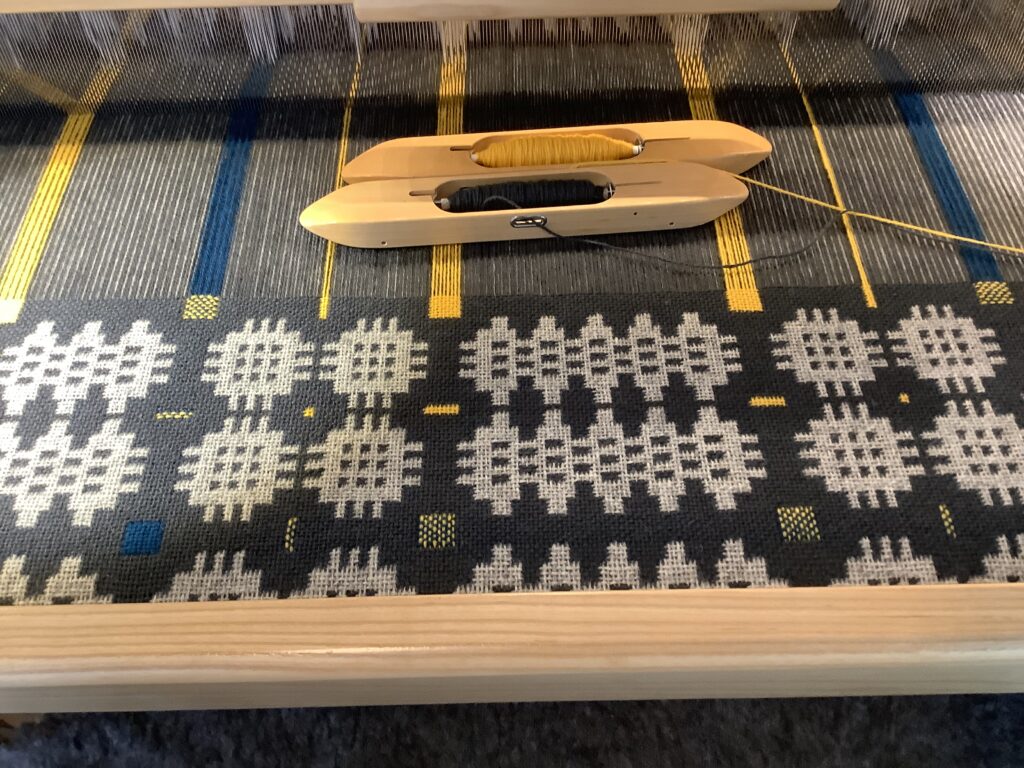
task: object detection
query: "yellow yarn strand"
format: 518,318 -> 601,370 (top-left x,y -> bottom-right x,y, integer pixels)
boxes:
733,173 -> 1024,258
473,134 -> 636,168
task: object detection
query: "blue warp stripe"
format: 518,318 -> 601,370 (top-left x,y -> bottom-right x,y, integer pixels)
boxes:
188,64 -> 271,297
874,50 -> 1002,283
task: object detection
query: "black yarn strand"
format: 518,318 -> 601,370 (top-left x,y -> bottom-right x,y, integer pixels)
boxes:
444,180 -> 607,212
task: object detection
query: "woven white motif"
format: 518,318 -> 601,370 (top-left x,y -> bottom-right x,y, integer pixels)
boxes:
175,416 -> 298,522
714,540 -> 786,587
832,537 -> 939,585
457,407 -> 764,515
304,415 -> 423,517
460,313 -> 740,406
797,403 -> 923,508
923,400 -> 1024,505
771,308 -> 886,397
460,539 -> 787,593
596,543 -> 642,589
320,317 -> 428,409
656,542 -> 702,589
459,544 -> 524,593
976,535 -> 1024,582
154,551 -> 276,601
0,320 -> 173,416
0,420 -> 146,527
538,544 -> 582,591
293,547 -> 407,597
202,318 -> 314,411
0,556 -> 113,605
888,305 -> 1004,394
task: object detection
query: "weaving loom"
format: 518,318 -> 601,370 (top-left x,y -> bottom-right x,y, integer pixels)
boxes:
2,0 -> 1024,708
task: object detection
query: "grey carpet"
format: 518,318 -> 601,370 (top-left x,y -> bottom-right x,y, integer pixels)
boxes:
2,695 -> 1023,767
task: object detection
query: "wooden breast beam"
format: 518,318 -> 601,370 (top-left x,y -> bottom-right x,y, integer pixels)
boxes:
1,585 -> 1023,712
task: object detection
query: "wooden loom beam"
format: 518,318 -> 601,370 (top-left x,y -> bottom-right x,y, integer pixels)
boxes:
1,584 -> 1023,711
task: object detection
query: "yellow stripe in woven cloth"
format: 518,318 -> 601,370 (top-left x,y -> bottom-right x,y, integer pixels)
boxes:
674,52 -> 762,313
0,13 -> 142,325
429,26 -> 465,320
779,46 -> 877,309
319,60 -> 362,321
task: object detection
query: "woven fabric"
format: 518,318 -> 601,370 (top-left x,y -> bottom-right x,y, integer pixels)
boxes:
0,286 -> 1023,603
2,12 -> 1024,602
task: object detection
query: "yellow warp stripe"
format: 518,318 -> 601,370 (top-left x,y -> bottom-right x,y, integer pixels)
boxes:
319,60 -> 362,321
674,51 -> 762,313
429,43 -> 466,319
0,113 -> 93,304
429,243 -> 461,318
424,403 -> 460,415
779,46 -> 877,309
0,59 -> 123,325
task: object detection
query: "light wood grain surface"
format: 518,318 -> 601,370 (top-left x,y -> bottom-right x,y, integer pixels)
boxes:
301,162 -> 749,248
1,584 -> 1022,711
340,121 -> 773,182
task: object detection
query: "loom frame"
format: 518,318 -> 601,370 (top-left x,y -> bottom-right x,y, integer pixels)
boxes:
1,583 -> 1023,711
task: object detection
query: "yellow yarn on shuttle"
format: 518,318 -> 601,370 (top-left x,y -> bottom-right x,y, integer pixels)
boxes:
473,134 -> 636,167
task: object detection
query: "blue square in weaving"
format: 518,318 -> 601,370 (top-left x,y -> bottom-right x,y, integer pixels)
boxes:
121,521 -> 164,556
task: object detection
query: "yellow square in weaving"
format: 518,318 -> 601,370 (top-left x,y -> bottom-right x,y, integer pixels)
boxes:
975,281 -> 1013,305
182,294 -> 220,320
419,513 -> 456,549
777,506 -> 821,543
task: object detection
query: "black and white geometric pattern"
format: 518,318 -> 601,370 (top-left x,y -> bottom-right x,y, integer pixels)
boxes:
2,287 -> 1024,603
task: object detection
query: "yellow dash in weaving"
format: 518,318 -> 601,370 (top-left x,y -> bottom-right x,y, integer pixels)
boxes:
284,516 -> 299,552
749,396 -> 786,408
424,404 -> 460,416
155,411 -> 193,420
939,505 -> 956,538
